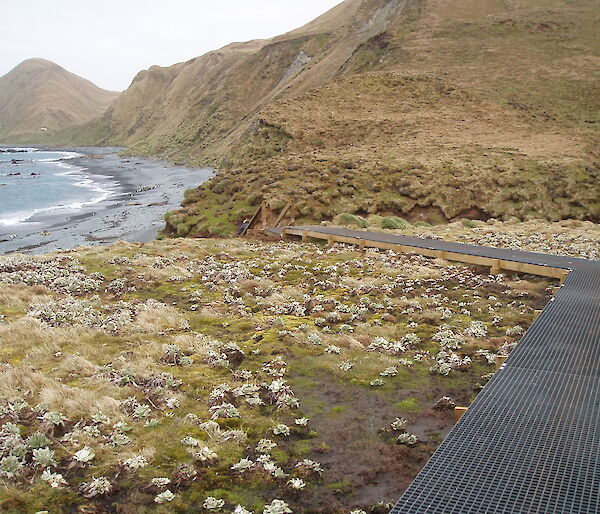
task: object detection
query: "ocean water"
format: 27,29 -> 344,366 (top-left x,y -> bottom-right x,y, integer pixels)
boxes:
0,147 -> 115,227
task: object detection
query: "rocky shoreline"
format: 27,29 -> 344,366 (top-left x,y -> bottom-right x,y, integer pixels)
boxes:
0,148 -> 213,254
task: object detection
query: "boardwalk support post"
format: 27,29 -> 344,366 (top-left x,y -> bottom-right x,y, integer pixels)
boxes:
454,406 -> 468,422
496,355 -> 508,369
490,259 -> 502,275
240,201 -> 265,236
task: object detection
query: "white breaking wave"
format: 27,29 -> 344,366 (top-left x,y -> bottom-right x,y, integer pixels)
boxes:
6,147 -> 38,152
34,151 -> 83,162
0,158 -> 116,227
0,193 -> 112,227
54,162 -> 116,203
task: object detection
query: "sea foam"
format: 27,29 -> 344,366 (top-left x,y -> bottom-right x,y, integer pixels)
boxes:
0,149 -> 116,228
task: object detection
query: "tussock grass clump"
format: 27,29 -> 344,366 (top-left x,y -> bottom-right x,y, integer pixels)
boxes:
380,216 -> 410,230
334,213 -> 368,228
176,223 -> 191,237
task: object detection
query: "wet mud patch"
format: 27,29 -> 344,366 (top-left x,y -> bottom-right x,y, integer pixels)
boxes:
288,370 -> 461,512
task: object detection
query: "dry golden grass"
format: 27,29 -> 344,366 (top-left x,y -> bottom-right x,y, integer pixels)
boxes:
57,355 -> 99,377
0,366 -> 122,418
133,303 -> 188,334
0,58 -> 118,142
0,284 -> 49,303
154,0 -> 599,236
0,319 -> 85,358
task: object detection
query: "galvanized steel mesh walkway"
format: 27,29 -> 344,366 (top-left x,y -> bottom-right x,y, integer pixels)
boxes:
272,225 -> 600,514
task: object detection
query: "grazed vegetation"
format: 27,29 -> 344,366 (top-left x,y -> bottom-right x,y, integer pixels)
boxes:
0,238 -> 556,512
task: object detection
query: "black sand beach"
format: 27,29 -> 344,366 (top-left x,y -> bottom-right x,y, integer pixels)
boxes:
0,147 -> 214,254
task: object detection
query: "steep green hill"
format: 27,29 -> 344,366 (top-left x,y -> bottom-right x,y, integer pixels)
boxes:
164,0 -> 600,234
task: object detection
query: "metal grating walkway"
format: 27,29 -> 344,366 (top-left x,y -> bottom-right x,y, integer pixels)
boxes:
272,225 -> 600,514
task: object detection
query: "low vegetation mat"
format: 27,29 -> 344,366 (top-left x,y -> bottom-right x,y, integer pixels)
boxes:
0,238 -> 555,512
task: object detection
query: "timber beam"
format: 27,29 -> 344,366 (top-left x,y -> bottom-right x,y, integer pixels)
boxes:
282,228 -> 569,280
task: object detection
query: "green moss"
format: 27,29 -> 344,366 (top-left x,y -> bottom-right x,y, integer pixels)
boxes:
461,219 -> 479,228
395,397 -> 421,413
0,484 -> 80,513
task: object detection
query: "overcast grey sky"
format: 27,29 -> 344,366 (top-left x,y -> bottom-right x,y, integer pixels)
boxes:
0,1 -> 343,91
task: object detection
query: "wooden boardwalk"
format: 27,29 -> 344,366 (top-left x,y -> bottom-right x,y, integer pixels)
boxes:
269,225 -> 600,513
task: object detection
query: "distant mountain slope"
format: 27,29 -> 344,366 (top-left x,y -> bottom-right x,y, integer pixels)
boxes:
76,0 -> 406,161
0,58 -> 118,142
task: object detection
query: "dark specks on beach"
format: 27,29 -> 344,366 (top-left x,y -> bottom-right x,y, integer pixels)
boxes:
0,149 -> 214,255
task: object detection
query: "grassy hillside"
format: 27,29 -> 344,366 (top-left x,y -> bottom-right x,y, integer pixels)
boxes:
0,237 -> 555,512
52,0 -> 599,233
0,59 -> 118,143
70,0 -> 401,161
161,0 -> 599,235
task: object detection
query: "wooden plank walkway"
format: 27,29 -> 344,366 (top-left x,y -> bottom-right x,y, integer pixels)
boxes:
269,225 -> 600,513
